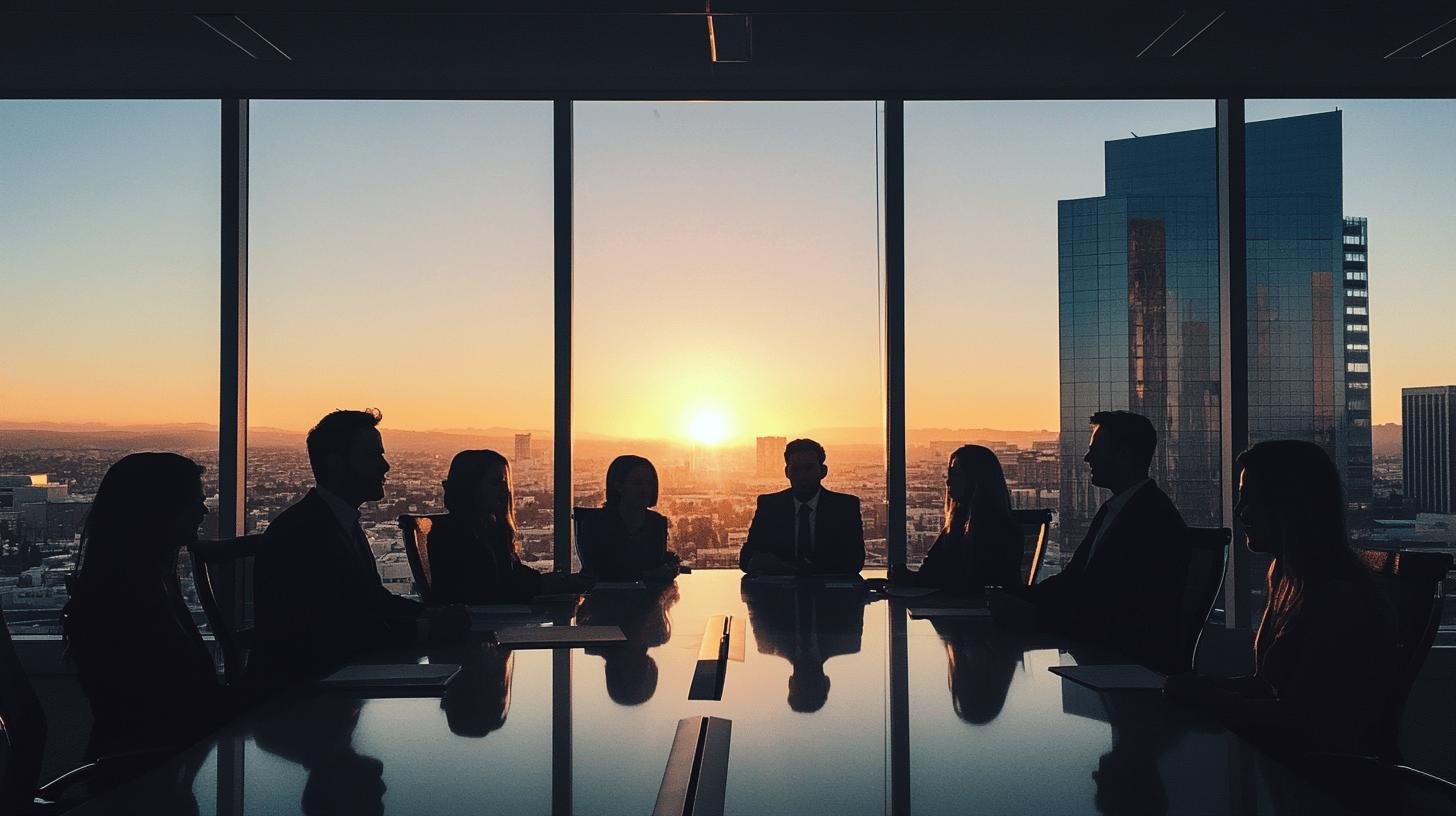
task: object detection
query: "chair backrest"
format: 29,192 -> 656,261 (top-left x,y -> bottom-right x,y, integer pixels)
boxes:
1177,526 -> 1232,673
1013,508 -> 1053,587
398,514 -> 446,599
0,603 -> 46,812
189,535 -> 267,686
1353,546 -> 1454,759
572,507 -> 608,572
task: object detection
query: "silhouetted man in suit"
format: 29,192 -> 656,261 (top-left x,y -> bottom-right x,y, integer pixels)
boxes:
249,409 -> 467,691
739,438 -> 865,576
999,410 -> 1189,672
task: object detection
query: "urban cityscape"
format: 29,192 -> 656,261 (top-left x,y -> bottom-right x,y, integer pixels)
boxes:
3,110 -> 1454,637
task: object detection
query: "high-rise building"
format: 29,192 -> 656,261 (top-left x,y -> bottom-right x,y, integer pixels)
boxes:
1058,112 -> 1353,563
756,436 -> 787,477
1342,217 -> 1374,506
514,433 -> 532,464
1402,386 -> 1456,514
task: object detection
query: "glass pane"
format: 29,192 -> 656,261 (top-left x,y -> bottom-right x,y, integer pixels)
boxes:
247,100 -> 555,588
0,100 -> 220,633
572,101 -> 887,571
905,101 -> 1216,574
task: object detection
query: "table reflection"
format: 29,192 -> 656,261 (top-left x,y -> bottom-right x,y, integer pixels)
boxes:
433,642 -> 514,738
741,579 -> 869,712
576,584 -> 680,706
253,695 -> 385,816
930,618 -> 1022,726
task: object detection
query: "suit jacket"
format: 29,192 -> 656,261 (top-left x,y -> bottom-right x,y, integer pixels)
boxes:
575,507 -> 673,580
739,488 -> 865,575
248,489 -> 424,691
425,514 -> 542,605
1025,480 -> 1189,673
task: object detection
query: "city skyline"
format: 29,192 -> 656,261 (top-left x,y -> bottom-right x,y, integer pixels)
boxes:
5,100 -> 1453,439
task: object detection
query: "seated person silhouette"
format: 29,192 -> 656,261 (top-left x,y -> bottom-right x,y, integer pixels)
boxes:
61,452 -> 245,759
577,583 -> 680,706
425,449 -> 582,604
931,617 -> 1020,725
995,411 -> 1189,673
739,438 -> 865,576
0,603 -> 43,814
436,641 -> 514,738
741,580 -> 866,712
250,409 -> 468,692
1164,440 -> 1397,759
254,695 -> 385,816
575,455 -> 681,582
891,444 -> 1023,592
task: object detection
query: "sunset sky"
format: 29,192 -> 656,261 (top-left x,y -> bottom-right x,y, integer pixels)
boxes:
2,99 -> 1452,441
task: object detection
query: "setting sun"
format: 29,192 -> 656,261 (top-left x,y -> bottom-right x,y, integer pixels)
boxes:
687,408 -> 732,446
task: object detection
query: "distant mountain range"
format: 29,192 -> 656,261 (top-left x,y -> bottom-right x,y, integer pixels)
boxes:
0,420 -> 1057,453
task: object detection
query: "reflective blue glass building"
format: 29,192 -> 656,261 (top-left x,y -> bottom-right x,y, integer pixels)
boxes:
1057,112 -> 1359,564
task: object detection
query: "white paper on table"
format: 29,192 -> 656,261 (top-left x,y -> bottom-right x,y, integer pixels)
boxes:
591,581 -> 647,591
1049,664 -> 1167,691
321,663 -> 461,689
907,607 -> 992,619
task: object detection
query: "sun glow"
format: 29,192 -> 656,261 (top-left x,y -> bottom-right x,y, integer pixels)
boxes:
687,408 -> 732,446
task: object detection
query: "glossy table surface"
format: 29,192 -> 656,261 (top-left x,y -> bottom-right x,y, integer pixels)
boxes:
72,570 -> 1356,815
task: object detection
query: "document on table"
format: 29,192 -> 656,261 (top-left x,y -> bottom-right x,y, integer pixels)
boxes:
491,625 -> 626,648
908,607 -> 992,619
1049,664 -> 1167,691
320,663 -> 461,694
591,580 -> 647,591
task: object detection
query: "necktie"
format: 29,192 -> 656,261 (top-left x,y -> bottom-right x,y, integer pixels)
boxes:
797,503 -> 813,562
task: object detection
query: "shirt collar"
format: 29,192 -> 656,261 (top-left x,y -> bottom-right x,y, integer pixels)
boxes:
1106,478 -> 1151,511
314,485 -> 362,533
794,489 -> 822,513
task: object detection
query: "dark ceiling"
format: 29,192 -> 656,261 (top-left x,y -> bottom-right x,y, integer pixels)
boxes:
3,2 -> 1454,98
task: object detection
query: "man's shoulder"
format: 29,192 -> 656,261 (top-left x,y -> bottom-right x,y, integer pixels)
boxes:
755,489 -> 792,506
265,491 -> 331,540
822,488 -> 861,508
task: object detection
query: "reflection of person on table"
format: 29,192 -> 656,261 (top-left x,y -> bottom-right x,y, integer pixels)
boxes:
575,455 -> 681,581
892,444 -> 1023,592
739,438 -> 865,576
1093,693 -> 1183,816
1165,440 -> 1397,759
436,641 -> 514,737
425,449 -> 584,604
254,696 -> 386,816
577,583 -> 680,705
930,618 -> 1020,725
742,581 -> 866,712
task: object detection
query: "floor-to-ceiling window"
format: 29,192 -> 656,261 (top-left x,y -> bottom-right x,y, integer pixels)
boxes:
246,100 -> 556,587
0,100 -> 220,633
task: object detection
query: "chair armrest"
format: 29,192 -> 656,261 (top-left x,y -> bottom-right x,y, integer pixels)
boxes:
35,748 -> 174,801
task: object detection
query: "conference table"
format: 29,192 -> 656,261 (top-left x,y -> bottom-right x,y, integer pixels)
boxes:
71,570 -> 1358,815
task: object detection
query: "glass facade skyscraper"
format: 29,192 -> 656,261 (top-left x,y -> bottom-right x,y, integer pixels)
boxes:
1057,112 -> 1351,561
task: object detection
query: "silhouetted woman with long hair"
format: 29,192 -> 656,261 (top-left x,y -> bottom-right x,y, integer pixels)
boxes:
575,455 -> 680,581
62,452 -> 237,758
893,445 -> 1022,592
427,450 -> 583,604
1166,440 -> 1397,758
